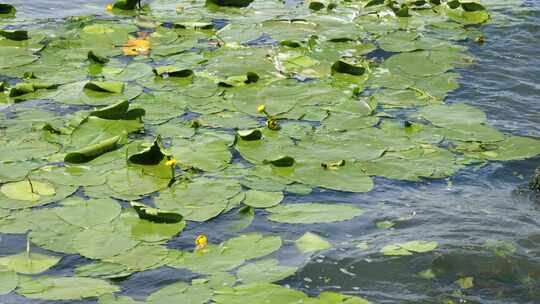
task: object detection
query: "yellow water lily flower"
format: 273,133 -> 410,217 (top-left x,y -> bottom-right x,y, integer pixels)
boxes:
195,234 -> 208,249
123,32 -> 150,56
266,117 -> 280,131
257,104 -> 266,114
106,4 -> 113,12
165,157 -> 177,167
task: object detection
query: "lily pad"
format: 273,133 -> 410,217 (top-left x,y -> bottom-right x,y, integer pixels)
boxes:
0,252 -> 61,274
237,259 -> 296,284
295,232 -> 331,253
267,203 -> 364,224
0,268 -> 17,295
147,281 -> 212,304
243,190 -> 283,208
54,198 -> 121,229
17,276 -> 119,300
131,202 -> 183,224
0,180 -> 55,202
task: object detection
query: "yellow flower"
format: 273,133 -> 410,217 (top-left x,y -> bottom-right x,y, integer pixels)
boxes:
165,157 -> 177,167
195,234 -> 208,249
266,118 -> 280,131
257,104 -> 266,113
106,4 -> 113,12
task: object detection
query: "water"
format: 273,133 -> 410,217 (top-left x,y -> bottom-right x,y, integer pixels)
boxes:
1,1 -> 540,303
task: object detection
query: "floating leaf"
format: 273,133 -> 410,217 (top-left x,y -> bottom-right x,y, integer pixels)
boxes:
212,283 -> 309,304
54,198 -> 121,229
73,226 -> 139,259
76,262 -> 132,279
17,276 -> 119,300
153,66 -> 194,78
90,100 -> 144,120
0,180 -> 55,202
147,281 -> 212,304
243,190 -> 283,208
88,50 -> 109,64
263,156 -> 295,167
237,129 -> 262,141
0,268 -> 17,295
64,135 -> 121,164
237,259 -> 296,284
381,240 -> 439,256
331,59 -> 366,76
0,252 -> 61,274
84,81 -> 125,94
99,294 -> 144,304
170,233 -> 282,274
130,202 -> 183,224
295,232 -> 331,253
268,203 -> 363,224
128,136 -> 168,165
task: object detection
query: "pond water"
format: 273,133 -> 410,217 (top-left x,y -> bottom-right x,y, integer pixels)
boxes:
1,1 -> 540,304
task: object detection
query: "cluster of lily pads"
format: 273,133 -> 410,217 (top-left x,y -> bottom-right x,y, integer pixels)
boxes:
0,0 -> 539,302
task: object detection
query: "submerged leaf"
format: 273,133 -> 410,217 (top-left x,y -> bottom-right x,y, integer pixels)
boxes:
295,232 -> 331,253
268,203 -> 363,224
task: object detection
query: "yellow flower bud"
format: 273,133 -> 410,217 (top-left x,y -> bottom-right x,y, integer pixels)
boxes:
165,157 -> 177,167
195,234 -> 208,249
106,4 -> 113,12
266,118 -> 280,131
257,104 -> 266,113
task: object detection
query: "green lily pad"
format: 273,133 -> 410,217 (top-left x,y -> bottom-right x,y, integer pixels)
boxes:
103,244 -> 169,272
170,233 -> 282,274
131,202 -> 183,224
99,294 -> 144,304
237,259 -> 297,284
212,283 -> 309,304
16,276 -> 119,300
54,198 -> 121,229
155,177 -> 241,222
0,268 -> 17,295
243,190 -> 283,208
73,225 -> 139,259
295,232 -> 331,253
75,262 -> 132,279
117,209 -> 186,243
169,132 -> 233,172
65,135 -> 122,164
147,281 -> 212,304
0,252 -> 61,274
267,203 -> 363,224
0,180 -> 55,202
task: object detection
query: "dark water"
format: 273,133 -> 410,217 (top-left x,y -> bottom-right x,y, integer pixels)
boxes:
1,1 -> 540,304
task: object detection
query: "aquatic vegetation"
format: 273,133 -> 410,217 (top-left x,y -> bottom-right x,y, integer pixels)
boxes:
0,0 -> 539,302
